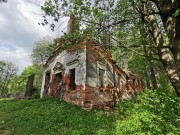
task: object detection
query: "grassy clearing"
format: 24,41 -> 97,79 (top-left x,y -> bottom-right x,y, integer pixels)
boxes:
0,89 -> 179,135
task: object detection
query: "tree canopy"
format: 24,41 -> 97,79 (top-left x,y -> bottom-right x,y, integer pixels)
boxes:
0,60 -> 18,96
31,36 -> 55,65
40,0 -> 180,96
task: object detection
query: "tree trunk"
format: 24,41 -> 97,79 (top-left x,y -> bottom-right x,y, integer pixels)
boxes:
172,19 -> 180,78
24,74 -> 35,97
144,4 -> 180,96
149,62 -> 158,89
158,48 -> 180,96
145,78 -> 151,89
140,24 -> 158,89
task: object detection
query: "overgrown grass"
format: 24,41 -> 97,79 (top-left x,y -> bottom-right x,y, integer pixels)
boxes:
0,89 -> 179,135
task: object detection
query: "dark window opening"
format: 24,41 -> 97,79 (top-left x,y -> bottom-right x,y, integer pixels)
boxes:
99,68 -> 105,87
55,72 -> 63,97
69,68 -> 76,90
44,72 -> 51,94
133,79 -> 135,84
55,72 -> 62,83
126,76 -> 130,83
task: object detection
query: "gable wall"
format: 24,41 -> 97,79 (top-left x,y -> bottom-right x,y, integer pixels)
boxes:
41,49 -> 86,97
40,40 -> 144,110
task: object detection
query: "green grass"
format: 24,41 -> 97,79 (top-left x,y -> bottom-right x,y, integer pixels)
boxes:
0,89 -> 180,135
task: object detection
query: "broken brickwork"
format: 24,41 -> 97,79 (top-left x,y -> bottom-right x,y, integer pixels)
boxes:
41,37 -> 143,110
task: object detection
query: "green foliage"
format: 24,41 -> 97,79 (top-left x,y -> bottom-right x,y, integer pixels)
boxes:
0,60 -> 18,96
128,54 -> 149,79
40,0 -> 180,95
0,98 -> 114,135
1,37 -> 51,96
0,90 -> 179,134
115,89 -> 180,134
173,8 -> 180,17
31,36 -> 54,65
15,65 -> 35,92
10,64 -> 43,96
41,0 -> 115,32
156,74 -> 174,92
60,30 -> 83,49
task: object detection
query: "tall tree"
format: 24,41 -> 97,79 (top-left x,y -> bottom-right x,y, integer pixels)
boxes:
133,0 -> 180,96
30,36 -> 55,96
15,64 -> 43,93
0,60 -> 18,96
40,0 -> 180,96
31,36 -> 55,65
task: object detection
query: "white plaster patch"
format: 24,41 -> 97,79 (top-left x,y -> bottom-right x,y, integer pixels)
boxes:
41,49 -> 86,93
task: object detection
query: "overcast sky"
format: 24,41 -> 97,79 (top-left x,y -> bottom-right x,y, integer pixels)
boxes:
0,0 -> 69,73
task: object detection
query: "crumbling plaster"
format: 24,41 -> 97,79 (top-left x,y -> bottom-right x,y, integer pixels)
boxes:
40,41 -> 143,110
41,48 -> 86,97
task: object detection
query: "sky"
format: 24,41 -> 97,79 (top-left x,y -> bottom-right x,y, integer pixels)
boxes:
0,0 -> 69,73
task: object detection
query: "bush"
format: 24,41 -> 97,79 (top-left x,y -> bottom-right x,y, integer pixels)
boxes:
31,87 -> 40,99
115,89 -> 180,135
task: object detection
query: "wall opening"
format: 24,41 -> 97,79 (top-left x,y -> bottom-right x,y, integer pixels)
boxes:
126,76 -> 130,82
99,68 -> 105,87
55,72 -> 62,97
56,72 -> 62,83
69,68 -> 76,90
44,71 -> 51,94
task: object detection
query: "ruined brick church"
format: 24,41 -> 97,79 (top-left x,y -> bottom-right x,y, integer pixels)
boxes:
40,16 -> 143,110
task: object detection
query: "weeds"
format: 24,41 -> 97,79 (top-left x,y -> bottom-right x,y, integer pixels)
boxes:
0,89 -> 179,135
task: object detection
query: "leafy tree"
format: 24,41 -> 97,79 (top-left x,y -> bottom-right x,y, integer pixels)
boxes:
31,36 -> 55,65
128,55 -> 150,87
0,60 -> 18,96
14,64 -> 43,95
29,36 -> 55,97
40,0 -> 180,96
130,0 -> 180,96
